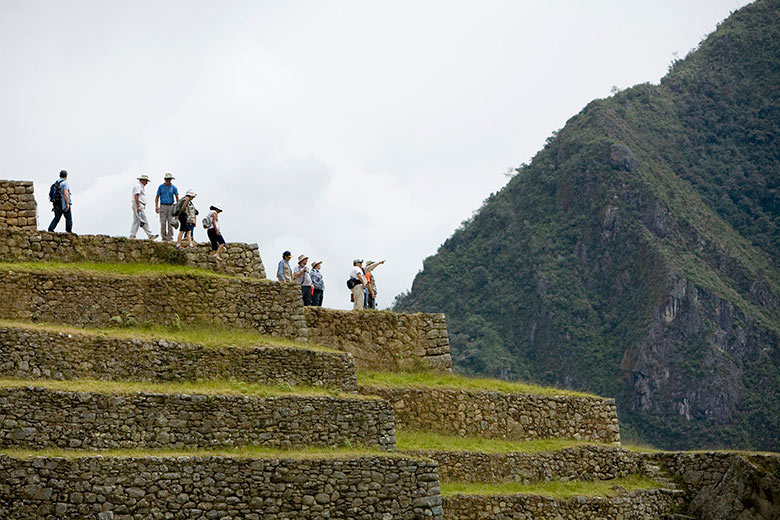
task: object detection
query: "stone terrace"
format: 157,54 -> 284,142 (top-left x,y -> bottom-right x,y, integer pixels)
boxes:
0,323 -> 357,391
0,384 -> 396,451
362,385 -> 621,443
0,228 -> 266,278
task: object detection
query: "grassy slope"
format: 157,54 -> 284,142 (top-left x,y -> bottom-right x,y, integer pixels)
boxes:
394,0 -> 780,450
441,475 -> 663,497
0,319 -> 336,352
358,370 -> 598,398
0,261 -> 234,278
0,378 -> 361,399
0,446 -> 399,460
397,431 -> 603,453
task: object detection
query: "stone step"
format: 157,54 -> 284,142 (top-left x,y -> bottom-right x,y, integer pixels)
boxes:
0,452 -> 443,519
0,383 -> 396,451
405,444 -> 654,483
442,488 -> 686,520
361,385 -> 621,443
0,228 -> 266,279
0,266 -> 308,339
0,323 -> 357,391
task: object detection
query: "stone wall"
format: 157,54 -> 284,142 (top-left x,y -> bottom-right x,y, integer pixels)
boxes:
408,445 -> 647,483
0,386 -> 396,450
0,268 -> 307,339
361,386 -> 620,443
0,454 -> 444,519
648,451 -> 780,520
442,489 -> 684,520
0,228 -> 265,278
0,324 -> 356,391
305,307 -> 452,372
0,181 -> 36,231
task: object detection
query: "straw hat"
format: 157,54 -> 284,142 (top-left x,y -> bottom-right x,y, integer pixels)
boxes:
298,254 -> 309,264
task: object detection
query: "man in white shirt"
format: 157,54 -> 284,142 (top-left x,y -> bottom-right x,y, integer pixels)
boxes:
349,259 -> 368,310
130,175 -> 159,240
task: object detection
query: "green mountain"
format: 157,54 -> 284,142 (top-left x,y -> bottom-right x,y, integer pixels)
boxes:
394,0 -> 780,451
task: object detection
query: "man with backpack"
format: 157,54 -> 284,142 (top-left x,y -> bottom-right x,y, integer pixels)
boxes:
348,259 -> 368,310
47,170 -> 73,233
154,172 -> 179,241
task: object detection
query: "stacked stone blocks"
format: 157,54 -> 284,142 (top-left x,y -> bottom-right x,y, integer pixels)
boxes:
0,386 -> 396,450
363,386 -> 620,443
0,324 -> 357,390
0,181 -> 36,231
0,228 -> 266,278
0,455 -> 443,519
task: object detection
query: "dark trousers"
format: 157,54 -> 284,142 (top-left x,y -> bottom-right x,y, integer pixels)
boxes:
301,285 -> 313,306
365,290 -> 375,309
48,206 -> 72,233
312,288 -> 324,307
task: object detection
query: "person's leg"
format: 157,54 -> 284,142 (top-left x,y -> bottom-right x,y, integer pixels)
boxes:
48,206 -> 63,232
159,205 -> 170,240
130,207 -> 141,238
138,208 -> 156,239
301,285 -> 311,306
64,208 -> 73,233
352,284 -> 364,310
313,289 -> 323,306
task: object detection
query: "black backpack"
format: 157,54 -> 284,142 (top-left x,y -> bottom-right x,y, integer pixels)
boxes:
48,179 -> 64,207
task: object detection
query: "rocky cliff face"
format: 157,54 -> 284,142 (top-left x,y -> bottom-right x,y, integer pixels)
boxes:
395,0 -> 780,450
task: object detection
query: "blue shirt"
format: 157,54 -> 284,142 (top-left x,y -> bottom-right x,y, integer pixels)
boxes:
156,183 -> 179,205
58,180 -> 71,210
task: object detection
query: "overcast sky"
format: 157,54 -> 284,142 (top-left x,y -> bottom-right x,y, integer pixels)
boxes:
0,0 -> 751,309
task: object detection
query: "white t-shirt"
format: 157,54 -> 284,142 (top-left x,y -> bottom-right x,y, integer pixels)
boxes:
350,266 -> 365,283
208,210 -> 218,231
132,182 -> 146,206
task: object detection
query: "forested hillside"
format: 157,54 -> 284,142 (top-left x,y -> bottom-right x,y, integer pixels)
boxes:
394,0 -> 780,450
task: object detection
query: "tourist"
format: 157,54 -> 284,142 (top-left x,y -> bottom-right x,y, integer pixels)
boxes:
311,260 -> 324,306
47,170 -> 73,233
363,260 -> 385,309
293,254 -> 313,306
130,175 -> 159,240
348,259 -> 368,310
175,190 -> 197,249
206,203 -> 225,259
277,251 -> 293,282
155,172 -> 179,241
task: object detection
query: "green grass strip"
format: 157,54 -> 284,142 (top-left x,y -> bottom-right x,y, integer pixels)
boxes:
0,378 -> 369,399
0,261 -> 235,278
0,319 -> 337,353
441,475 -> 664,498
358,370 -> 599,398
0,445 -> 401,460
397,431 -> 604,453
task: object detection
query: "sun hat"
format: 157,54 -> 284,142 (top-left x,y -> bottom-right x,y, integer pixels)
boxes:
185,189 -> 197,197
353,258 -> 363,264
137,174 -> 150,182
164,172 -> 175,180
298,254 -> 309,264
312,260 -> 322,267
212,203 -> 223,212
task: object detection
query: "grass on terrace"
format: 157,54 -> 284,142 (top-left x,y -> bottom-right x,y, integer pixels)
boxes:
441,475 -> 664,498
0,378 -> 367,399
396,431 -> 604,453
357,370 -> 598,398
0,261 -> 233,278
0,445 -> 398,460
0,319 -> 337,352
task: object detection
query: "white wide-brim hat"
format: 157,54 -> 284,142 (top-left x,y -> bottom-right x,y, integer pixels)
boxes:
137,174 -> 150,182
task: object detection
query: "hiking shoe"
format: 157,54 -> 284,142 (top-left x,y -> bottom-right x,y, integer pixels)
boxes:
149,234 -> 159,241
